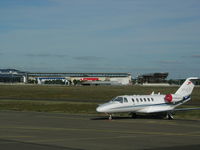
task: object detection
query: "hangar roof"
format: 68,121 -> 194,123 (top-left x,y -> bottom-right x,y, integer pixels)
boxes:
28,72 -> 131,77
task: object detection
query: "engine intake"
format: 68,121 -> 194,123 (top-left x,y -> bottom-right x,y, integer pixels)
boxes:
164,94 -> 182,103
165,94 -> 173,103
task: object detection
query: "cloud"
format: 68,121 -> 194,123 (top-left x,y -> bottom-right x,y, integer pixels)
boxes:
191,54 -> 200,58
157,60 -> 181,64
26,53 -> 68,58
0,49 -> 5,56
73,56 -> 105,61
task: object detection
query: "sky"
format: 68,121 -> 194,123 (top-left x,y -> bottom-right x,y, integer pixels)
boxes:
0,0 -> 200,79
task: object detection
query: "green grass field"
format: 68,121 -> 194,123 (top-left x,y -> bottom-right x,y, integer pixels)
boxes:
0,85 -> 199,119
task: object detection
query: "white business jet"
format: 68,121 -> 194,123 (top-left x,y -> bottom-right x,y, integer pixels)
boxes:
96,77 -> 199,120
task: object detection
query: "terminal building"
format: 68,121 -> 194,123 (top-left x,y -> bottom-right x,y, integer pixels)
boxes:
27,72 -> 132,85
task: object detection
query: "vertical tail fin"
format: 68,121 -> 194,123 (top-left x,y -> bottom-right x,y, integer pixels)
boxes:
175,77 -> 198,97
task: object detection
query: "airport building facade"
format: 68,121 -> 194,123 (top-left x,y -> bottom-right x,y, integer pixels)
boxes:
1,69 -> 200,86
0,69 -> 27,83
137,72 -> 169,85
27,72 -> 132,85
0,69 -> 132,85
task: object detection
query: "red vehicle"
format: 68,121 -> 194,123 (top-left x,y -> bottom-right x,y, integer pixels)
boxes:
80,78 -> 99,81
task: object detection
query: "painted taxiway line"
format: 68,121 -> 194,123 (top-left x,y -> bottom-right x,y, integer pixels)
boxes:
39,114 -> 200,128
0,125 -> 199,137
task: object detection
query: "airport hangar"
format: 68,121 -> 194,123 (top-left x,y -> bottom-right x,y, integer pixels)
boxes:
27,72 -> 132,85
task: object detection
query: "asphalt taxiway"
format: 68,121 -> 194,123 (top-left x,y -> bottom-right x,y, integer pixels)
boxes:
0,111 -> 199,150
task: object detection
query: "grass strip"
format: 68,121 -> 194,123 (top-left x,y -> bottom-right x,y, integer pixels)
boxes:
0,100 -> 98,114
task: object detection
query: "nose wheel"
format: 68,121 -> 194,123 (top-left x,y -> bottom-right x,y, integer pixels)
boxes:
109,115 -> 112,120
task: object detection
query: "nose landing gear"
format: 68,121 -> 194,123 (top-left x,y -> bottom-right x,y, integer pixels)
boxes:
109,115 -> 112,120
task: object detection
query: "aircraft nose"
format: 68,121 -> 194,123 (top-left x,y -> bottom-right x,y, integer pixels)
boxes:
96,106 -> 104,112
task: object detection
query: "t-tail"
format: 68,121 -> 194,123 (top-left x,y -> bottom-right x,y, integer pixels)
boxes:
175,77 -> 198,97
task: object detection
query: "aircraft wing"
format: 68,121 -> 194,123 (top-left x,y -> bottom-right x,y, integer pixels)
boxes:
173,107 -> 200,111
141,107 -> 200,114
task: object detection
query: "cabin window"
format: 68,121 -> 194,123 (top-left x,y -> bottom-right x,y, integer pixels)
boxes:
136,98 -> 139,102
140,98 -> 143,102
124,98 -> 128,103
144,98 -> 147,102
147,98 -> 150,102
151,98 -> 154,101
132,98 -> 135,102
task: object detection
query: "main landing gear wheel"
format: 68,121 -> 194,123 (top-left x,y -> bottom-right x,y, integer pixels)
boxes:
166,113 -> 174,120
131,113 -> 137,119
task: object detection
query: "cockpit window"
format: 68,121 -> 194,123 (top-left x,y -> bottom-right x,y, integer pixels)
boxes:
112,97 -> 123,103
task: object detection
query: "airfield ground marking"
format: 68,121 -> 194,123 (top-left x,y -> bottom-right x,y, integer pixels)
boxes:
0,136 -> 35,144
23,135 -> 149,143
115,120 -> 200,128
0,126 -> 199,137
0,136 -> 33,138
39,115 -> 200,128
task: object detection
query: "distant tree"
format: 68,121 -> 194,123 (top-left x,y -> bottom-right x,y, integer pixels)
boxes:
73,79 -> 77,85
73,79 -> 82,85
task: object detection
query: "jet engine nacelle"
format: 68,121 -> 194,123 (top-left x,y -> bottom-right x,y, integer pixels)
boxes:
164,94 -> 182,103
